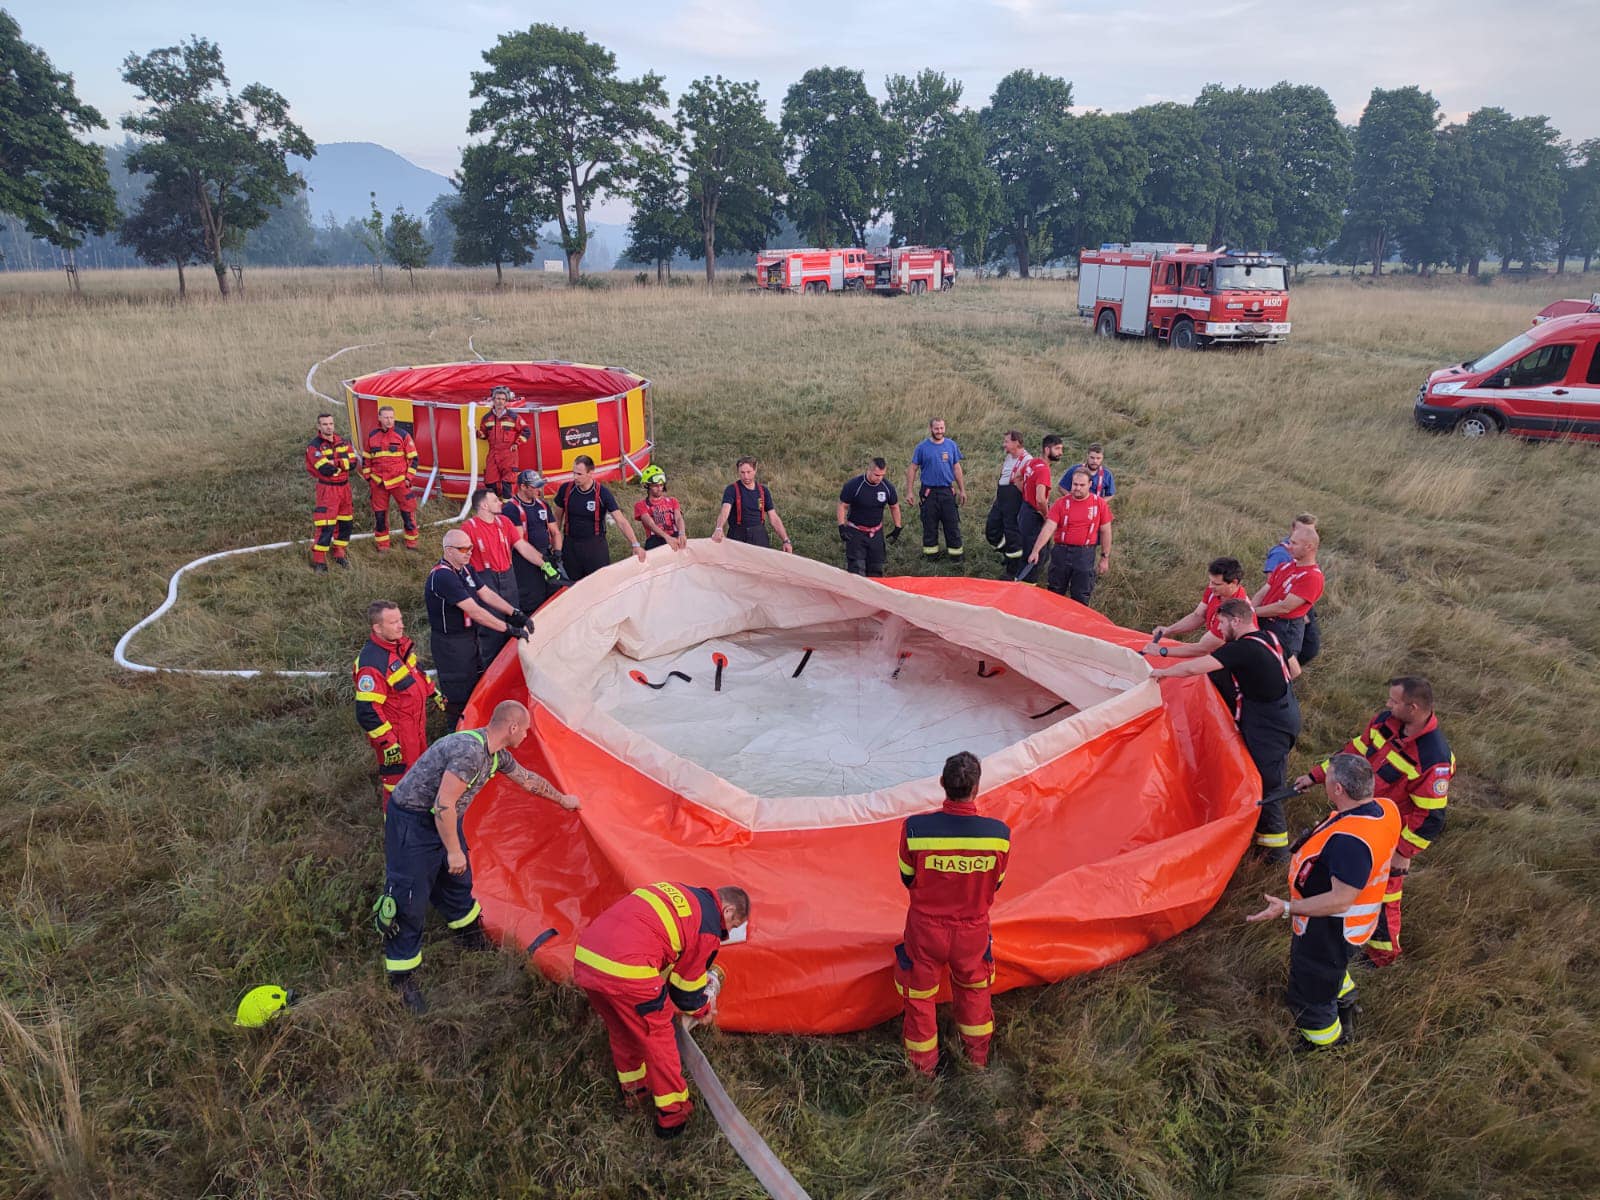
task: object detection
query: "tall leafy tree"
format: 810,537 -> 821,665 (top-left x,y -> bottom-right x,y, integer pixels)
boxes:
781,67 -> 895,246
1555,139 -> 1600,273
117,173 -> 207,294
883,70 -> 998,251
242,190 -> 320,266
1054,110 -> 1147,254
1194,84 -> 1280,251
1344,85 -> 1438,275
468,24 -> 668,284
120,37 -> 313,295
677,76 -> 784,282
1475,110 -> 1563,270
1125,102 -> 1222,244
624,169 -> 692,281
1266,82 -> 1352,266
0,11 -> 118,282
449,143 -> 546,285
980,70 -> 1074,277
423,193 -> 456,266
384,206 -> 431,285
1402,123 -> 1480,273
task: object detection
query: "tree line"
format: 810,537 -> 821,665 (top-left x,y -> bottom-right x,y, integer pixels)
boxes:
4,11 -> 1599,296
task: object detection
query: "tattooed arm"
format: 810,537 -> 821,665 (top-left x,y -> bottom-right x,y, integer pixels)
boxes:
499,755 -> 581,810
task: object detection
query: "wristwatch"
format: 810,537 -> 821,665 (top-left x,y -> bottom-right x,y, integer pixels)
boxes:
1280,900 -> 1292,920
1158,647 -> 1169,657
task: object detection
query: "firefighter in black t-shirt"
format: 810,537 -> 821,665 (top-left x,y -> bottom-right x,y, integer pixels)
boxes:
502,469 -> 566,610
836,457 -> 904,577
1150,597 -> 1302,862
553,456 -> 648,583
425,530 -> 528,728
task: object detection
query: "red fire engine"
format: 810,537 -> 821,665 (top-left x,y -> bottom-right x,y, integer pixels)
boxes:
756,246 -> 957,295
1077,243 -> 1291,348
870,246 -> 957,294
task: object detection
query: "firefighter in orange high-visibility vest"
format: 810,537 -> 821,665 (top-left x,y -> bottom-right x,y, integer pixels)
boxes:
353,600 -> 438,809
305,413 -> 355,572
895,751 -> 1010,1076
1249,754 -> 1400,1052
476,387 -> 531,499
1294,675 -> 1454,968
574,883 -> 751,1138
362,405 -> 421,552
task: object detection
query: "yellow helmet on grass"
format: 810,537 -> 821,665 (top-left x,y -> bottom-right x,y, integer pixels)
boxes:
234,985 -> 296,1028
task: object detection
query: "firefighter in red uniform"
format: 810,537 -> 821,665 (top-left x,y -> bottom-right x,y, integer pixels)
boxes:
353,600 -> 438,809
574,883 -> 752,1138
476,386 -> 532,498
895,751 -> 1010,1076
305,413 -> 356,572
1025,468 -> 1114,604
1013,434 -> 1063,581
1248,754 -> 1400,1051
362,405 -> 421,552
1142,556 -> 1250,658
1293,675 -> 1453,968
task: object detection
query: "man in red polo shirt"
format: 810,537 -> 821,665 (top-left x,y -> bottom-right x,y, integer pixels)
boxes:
1013,435 -> 1062,583
1252,525 -> 1324,678
461,488 -> 550,663
1024,467 -> 1113,605
1142,556 -> 1250,658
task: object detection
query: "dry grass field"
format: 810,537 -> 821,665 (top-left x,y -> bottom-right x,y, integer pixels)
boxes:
1,267 -> 1597,1199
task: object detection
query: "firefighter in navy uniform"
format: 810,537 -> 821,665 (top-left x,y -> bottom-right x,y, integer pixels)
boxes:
1294,675 -> 1454,968
575,883 -> 751,1137
425,530 -> 528,729
712,457 -> 794,552
305,413 -> 356,572
354,600 -> 438,809
1150,598 -> 1301,862
361,405 -> 421,552
984,431 -> 1028,578
895,751 -> 1010,1076
475,386 -> 532,498
502,470 -> 566,611
554,456 -> 648,581
837,457 -> 904,576
1247,753 -> 1400,1051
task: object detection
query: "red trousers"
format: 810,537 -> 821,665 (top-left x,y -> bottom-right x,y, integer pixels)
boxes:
483,446 -> 521,495
312,482 -> 353,563
896,917 -> 996,1074
368,476 -> 419,549
1365,866 -> 1409,967
370,699 -> 428,808
583,986 -> 694,1130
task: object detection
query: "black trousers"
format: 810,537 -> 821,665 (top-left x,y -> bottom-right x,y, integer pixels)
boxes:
565,536 -> 612,581
513,563 -> 561,612
473,567 -> 518,667
918,486 -> 962,556
1287,922 -> 1354,1046
985,485 -> 1023,575
1016,506 -> 1045,578
728,524 -> 771,549
1046,544 -> 1097,604
1239,689 -> 1302,849
1300,607 -> 1322,667
430,630 -> 480,728
1261,615 -> 1308,662
842,526 -> 886,576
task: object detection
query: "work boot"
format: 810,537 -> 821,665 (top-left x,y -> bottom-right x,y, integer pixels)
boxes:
1291,1033 -> 1345,1055
310,561 -> 329,574
653,1118 -> 688,1141
333,555 -> 350,569
1254,845 -> 1290,866
375,544 -> 391,554
453,918 -> 492,952
404,543 -> 421,553
1338,999 -> 1361,1043
389,972 -> 427,1015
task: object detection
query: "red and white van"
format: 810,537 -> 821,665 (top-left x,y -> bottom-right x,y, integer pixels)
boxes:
1413,312 -> 1600,441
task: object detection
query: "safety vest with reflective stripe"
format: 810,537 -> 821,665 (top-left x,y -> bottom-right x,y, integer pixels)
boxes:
1288,799 -> 1402,945
573,882 -> 725,1010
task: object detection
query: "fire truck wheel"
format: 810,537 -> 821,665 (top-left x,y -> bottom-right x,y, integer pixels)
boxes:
806,281 -> 828,295
1095,310 -> 1118,338
1169,319 -> 1198,351
1455,409 -> 1503,439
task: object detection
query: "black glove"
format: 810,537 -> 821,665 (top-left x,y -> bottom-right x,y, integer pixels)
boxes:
548,549 -> 563,572
381,743 -> 404,768
505,609 -> 528,630
508,622 -> 531,641
888,525 -> 903,543
838,524 -> 851,543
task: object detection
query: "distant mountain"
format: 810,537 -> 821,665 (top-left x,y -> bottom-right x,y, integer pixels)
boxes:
291,142 -> 455,225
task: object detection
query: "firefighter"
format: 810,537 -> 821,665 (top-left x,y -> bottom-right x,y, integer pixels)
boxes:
353,599 -> 439,810
896,750 -> 1010,1076
475,386 -> 532,499
905,418 -> 967,560
554,456 -> 648,582
304,413 -> 356,572
1265,513 -> 1321,668
1150,598 -> 1300,861
425,531 -> 529,729
711,457 -> 794,552
574,882 -> 751,1137
462,488 -> 550,664
375,700 -> 580,1013
502,470 -> 566,611
1014,435 -> 1063,579
1141,556 -> 1250,658
1025,468 -> 1114,605
362,405 -> 421,553
1246,753 -> 1400,1052
1060,442 -> 1115,499
1251,523 -> 1323,679
984,432 -> 1028,578
837,457 -> 904,576
633,465 -> 687,551
1292,675 -> 1454,969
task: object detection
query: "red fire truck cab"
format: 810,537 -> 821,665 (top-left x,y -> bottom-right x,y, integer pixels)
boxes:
1078,243 -> 1292,348
757,248 -> 873,293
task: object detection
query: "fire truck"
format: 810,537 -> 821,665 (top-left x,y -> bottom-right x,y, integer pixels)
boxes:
870,246 -> 957,294
1077,243 -> 1291,348
757,248 -> 873,293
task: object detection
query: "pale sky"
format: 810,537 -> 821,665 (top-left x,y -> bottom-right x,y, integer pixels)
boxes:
15,0 -> 1599,222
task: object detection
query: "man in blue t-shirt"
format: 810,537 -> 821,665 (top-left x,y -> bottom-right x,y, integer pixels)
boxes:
1059,442 -> 1116,499
1264,512 -> 1321,668
905,418 -> 966,561
837,457 -> 903,576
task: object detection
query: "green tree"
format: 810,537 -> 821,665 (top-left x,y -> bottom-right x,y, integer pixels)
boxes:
242,190 -> 320,266
623,169 -> 692,281
1344,85 -> 1438,275
468,24 -> 668,284
0,11 -> 119,285
424,193 -> 456,266
449,142 -> 547,285
883,70 -> 998,251
781,66 -> 895,247
117,173 -> 207,294
358,192 -> 385,280
120,37 -> 313,296
980,70 -> 1073,277
1555,139 -> 1600,273
385,206 -> 431,285
1401,123 -> 1480,273
677,76 -> 784,282
1266,82 -> 1352,266
1125,102 -> 1222,244
1054,110 -> 1147,255
1194,84 -> 1280,252
1475,110 -> 1564,270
